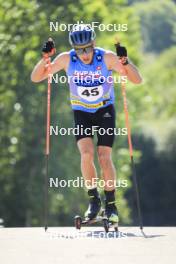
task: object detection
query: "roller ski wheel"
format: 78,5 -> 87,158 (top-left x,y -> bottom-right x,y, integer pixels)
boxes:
103,218 -> 109,233
74,215 -> 82,230
114,226 -> 118,232
104,215 -> 119,233
102,218 -> 119,233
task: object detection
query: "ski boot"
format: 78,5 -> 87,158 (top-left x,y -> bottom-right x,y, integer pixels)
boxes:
84,196 -> 101,220
84,188 -> 102,220
105,200 -> 119,223
74,188 -> 102,229
103,190 -> 119,232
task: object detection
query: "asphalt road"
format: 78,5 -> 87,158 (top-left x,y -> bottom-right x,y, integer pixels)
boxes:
0,227 -> 175,264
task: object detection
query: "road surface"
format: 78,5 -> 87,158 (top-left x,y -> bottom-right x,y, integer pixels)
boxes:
0,227 -> 175,264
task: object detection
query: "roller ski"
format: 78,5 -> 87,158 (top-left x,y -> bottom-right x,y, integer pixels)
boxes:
74,195 -> 104,229
74,189 -> 119,233
74,200 -> 119,233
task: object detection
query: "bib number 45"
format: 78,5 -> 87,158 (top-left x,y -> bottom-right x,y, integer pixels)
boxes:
82,87 -> 99,97
78,86 -> 103,102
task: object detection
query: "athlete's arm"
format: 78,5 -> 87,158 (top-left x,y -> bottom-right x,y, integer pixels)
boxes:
104,51 -> 142,84
31,52 -> 70,83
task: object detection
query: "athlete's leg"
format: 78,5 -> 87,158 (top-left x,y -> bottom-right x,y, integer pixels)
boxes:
97,146 -> 118,222
96,105 -> 116,190
97,146 -> 116,191
77,137 -> 101,219
77,137 -> 97,188
96,105 -> 118,222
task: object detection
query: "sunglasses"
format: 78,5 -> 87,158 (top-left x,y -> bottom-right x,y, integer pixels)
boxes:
74,45 -> 94,55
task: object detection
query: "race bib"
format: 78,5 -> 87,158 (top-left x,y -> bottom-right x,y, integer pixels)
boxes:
77,85 -> 103,102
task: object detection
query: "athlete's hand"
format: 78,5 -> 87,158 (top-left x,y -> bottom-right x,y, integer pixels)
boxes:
115,43 -> 128,65
42,38 -> 56,58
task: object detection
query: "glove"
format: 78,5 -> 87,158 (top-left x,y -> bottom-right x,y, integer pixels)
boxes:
42,38 -> 56,58
114,43 -> 129,65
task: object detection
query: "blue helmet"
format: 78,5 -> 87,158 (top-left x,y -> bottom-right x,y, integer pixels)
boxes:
69,24 -> 96,46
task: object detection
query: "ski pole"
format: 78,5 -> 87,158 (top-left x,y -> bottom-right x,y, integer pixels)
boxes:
121,80 -> 143,230
44,55 -> 51,231
114,38 -> 143,230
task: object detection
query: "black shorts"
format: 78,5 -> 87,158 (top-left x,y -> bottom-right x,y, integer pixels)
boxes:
73,104 -> 116,147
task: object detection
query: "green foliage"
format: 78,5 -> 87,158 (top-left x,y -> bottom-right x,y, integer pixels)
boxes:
135,0 -> 176,53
